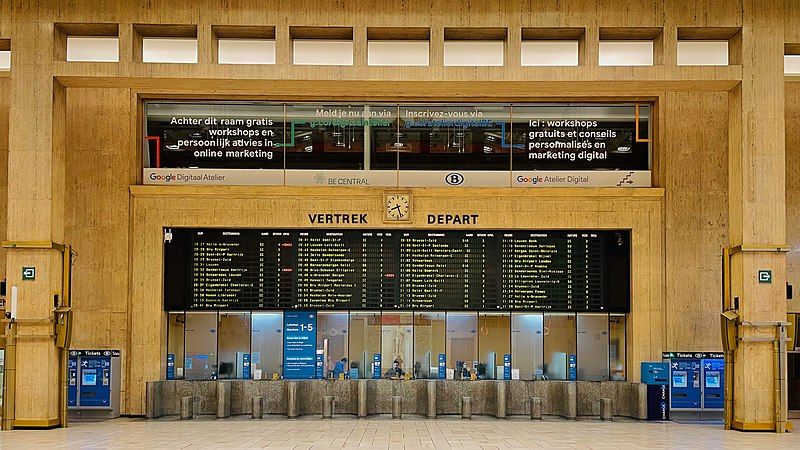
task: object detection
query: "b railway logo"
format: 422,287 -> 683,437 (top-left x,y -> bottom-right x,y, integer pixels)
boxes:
445,173 -> 464,185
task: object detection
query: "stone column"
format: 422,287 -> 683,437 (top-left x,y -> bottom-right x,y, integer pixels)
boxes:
5,11 -> 66,428
727,0 -> 788,431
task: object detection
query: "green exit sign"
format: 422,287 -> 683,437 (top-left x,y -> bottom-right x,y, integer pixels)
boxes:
22,266 -> 35,280
758,270 -> 772,284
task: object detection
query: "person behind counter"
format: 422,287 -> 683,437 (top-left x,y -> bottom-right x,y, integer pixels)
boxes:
384,359 -> 405,379
333,357 -> 348,379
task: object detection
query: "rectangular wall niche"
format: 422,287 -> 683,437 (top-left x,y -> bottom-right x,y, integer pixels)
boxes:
291,26 -> 354,66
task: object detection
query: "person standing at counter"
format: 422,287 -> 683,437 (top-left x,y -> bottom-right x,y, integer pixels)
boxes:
333,357 -> 348,379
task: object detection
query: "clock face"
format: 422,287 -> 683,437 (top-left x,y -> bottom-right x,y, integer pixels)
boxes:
385,195 -> 410,221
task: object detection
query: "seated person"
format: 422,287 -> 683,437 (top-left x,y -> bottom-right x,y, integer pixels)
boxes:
384,359 -> 405,378
332,357 -> 348,379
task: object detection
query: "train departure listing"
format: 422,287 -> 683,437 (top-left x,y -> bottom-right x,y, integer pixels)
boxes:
165,229 -> 630,312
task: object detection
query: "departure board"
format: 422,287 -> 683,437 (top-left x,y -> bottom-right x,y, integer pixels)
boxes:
164,228 -> 630,312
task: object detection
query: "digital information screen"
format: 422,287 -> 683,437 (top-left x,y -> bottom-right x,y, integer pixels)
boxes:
164,228 -> 630,312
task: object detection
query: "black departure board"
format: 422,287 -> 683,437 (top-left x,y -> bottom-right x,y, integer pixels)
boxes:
164,228 -> 630,312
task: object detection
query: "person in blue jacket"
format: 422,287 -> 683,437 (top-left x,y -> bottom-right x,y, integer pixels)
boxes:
333,357 -> 348,379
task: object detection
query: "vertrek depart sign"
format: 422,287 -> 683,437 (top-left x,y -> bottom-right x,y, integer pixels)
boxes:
144,102 -> 651,187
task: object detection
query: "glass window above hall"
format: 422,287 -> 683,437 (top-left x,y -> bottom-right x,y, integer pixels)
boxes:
0,50 -> 9,70
599,41 -> 653,66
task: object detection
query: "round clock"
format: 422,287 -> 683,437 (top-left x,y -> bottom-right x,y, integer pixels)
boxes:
385,194 -> 411,221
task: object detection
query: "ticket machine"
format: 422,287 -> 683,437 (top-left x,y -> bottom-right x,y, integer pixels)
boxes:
68,350 -> 121,420
662,351 -> 724,420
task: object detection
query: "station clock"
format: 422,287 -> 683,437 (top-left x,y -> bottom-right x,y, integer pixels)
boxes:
383,193 -> 412,223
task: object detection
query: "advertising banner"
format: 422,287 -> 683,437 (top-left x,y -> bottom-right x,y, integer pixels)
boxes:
144,102 -> 651,187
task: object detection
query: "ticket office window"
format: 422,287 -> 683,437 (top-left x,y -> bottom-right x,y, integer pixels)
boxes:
394,104 -> 511,171
577,314 -> 609,381
218,312 -> 251,379
380,312 -> 413,378
348,312 -> 382,379
252,311 -> 284,380
144,102 -> 285,169
167,312 -> 186,379
317,312 -> 349,378
543,313 -> 576,380
413,311 -> 446,379
511,313 -> 544,380
510,104 -> 650,172
609,314 -> 626,381
184,312 -> 218,380
478,312 -> 510,379
284,104 -> 366,169
446,312 -> 478,378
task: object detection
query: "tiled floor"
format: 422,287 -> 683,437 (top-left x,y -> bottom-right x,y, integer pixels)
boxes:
1,416 -> 799,449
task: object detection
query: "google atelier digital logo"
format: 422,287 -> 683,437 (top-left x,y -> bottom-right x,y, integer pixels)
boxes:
516,175 -> 542,184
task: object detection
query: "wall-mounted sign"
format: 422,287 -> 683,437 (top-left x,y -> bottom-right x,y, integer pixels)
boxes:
283,311 -> 317,379
758,270 -> 772,283
22,266 -> 35,280
144,102 -> 651,187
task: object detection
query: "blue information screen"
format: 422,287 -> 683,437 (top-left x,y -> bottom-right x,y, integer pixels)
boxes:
283,311 -> 317,379
438,354 -> 446,379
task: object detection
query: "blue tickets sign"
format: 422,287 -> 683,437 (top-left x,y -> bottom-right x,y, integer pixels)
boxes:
438,354 -> 446,379
373,353 -> 381,379
283,311 -> 317,379
503,354 -> 511,380
568,354 -> 577,381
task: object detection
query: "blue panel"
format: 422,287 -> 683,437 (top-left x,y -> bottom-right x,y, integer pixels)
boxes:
315,352 -> 324,379
702,358 -> 724,410
242,353 -> 251,379
503,354 -> 511,380
640,362 -> 669,385
669,358 -> 702,409
283,311 -> 317,379
568,354 -> 577,381
79,356 -> 112,407
438,354 -> 446,379
166,353 -> 175,380
68,356 -> 78,407
373,353 -> 381,379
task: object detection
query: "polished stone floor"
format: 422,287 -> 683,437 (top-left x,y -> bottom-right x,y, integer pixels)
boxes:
1,416 -> 799,449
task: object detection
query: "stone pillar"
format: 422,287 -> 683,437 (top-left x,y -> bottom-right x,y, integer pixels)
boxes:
392,395 -> 402,419
495,382 -> 507,418
600,398 -> 613,420
530,397 -> 542,420
461,396 -> 471,419
217,381 -> 231,419
565,382 -> 577,419
287,381 -> 299,418
727,0 -> 788,432
180,397 -> 194,420
251,397 -> 263,419
145,381 -> 163,419
357,380 -> 368,418
426,381 -> 437,419
322,395 -> 334,419
5,13 -> 67,428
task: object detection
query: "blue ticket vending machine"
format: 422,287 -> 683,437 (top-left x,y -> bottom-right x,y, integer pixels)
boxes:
68,350 -> 121,420
641,362 -> 670,420
662,351 -> 724,419
702,357 -> 724,410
